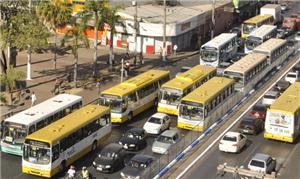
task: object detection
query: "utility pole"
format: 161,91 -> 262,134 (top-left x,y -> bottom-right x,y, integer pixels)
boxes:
211,0 -> 216,40
121,58 -> 124,82
27,0 -> 32,80
162,0 -> 167,63
132,0 -> 138,65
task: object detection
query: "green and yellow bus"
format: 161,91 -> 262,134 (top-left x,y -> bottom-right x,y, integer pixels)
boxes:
22,105 -> 111,178
241,14 -> 274,38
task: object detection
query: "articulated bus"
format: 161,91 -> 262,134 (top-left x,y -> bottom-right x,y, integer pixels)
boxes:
1,94 -> 82,156
241,14 -> 274,39
22,105 -> 111,178
100,70 -> 170,123
223,53 -> 268,92
178,77 -> 235,131
244,25 -> 277,54
200,33 -> 238,67
264,82 -> 300,143
157,65 -> 216,115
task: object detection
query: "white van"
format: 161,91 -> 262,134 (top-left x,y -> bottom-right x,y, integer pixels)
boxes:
285,71 -> 299,84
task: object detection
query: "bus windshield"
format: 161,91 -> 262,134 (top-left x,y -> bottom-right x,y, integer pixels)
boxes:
179,104 -> 203,120
160,89 -> 182,105
99,95 -> 127,113
200,48 -> 218,62
246,37 -> 262,50
224,72 -> 244,91
2,122 -> 27,144
243,23 -> 256,34
23,142 -> 50,165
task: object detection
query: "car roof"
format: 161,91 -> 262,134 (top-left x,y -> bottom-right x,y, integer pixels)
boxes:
151,112 -> 168,119
102,143 -> 123,153
127,128 -> 144,135
132,154 -> 154,163
224,131 -> 241,137
252,153 -> 271,162
160,129 -> 179,137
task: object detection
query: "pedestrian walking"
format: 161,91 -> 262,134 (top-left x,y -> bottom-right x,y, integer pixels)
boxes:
96,81 -> 101,95
124,60 -> 130,77
81,166 -> 89,179
66,165 -> 76,179
31,92 -> 37,107
139,52 -> 144,65
159,47 -> 163,57
173,44 -> 178,56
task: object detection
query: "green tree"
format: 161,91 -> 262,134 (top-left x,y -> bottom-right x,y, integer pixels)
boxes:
0,65 -> 25,105
80,0 -> 109,78
36,0 -> 72,70
61,17 -> 89,84
106,5 -> 125,68
11,11 -> 50,80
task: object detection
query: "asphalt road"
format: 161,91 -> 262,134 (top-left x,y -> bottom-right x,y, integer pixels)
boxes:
0,52 -> 200,179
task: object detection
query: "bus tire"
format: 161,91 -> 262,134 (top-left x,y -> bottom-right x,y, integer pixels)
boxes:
59,161 -> 66,172
128,112 -> 133,121
92,140 -> 98,151
154,98 -> 158,106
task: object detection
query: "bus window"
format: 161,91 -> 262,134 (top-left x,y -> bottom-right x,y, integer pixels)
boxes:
52,144 -> 59,162
28,125 -> 36,134
36,120 -> 47,130
128,93 -> 137,102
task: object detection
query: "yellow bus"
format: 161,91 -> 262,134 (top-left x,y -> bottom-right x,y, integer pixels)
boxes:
264,82 -> 300,143
22,105 -> 111,178
100,70 -> 170,123
157,65 -> 216,115
241,14 -> 274,38
178,77 -> 235,131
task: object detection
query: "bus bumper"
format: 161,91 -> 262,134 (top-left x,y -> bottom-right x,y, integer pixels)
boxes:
157,106 -> 178,116
22,166 -> 52,178
111,116 -> 128,123
0,143 -> 23,156
264,132 -> 293,143
241,34 -> 248,39
177,122 -> 203,132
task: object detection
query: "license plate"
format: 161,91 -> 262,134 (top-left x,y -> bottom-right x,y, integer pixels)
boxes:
97,167 -> 102,171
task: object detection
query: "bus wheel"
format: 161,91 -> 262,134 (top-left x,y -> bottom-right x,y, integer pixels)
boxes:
154,98 -> 158,106
59,161 -> 66,172
128,112 -> 133,121
92,141 -> 97,151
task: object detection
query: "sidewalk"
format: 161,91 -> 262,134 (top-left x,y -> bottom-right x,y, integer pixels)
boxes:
0,44 -> 198,118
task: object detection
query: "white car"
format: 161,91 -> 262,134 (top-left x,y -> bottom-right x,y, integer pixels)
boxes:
295,31 -> 300,41
262,90 -> 280,106
143,113 -> 171,135
219,131 -> 247,153
285,71 -> 299,84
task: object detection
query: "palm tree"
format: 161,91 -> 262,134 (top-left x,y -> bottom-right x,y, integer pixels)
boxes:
61,17 -> 89,85
80,0 -> 109,78
37,0 -> 72,70
0,65 -> 25,105
106,5 -> 125,68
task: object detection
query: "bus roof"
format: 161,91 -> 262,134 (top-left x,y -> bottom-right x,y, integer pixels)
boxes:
248,25 -> 276,39
26,105 -> 110,145
269,82 -> 300,114
161,65 -> 216,91
253,38 -> 286,53
181,77 -> 234,105
4,94 -> 82,126
244,14 -> 273,24
101,69 -> 169,97
201,33 -> 237,48
224,53 -> 267,75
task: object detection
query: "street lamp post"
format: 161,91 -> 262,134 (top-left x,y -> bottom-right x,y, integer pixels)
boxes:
211,0 -> 216,40
27,0 -> 32,80
162,0 -> 167,63
132,0 -> 138,65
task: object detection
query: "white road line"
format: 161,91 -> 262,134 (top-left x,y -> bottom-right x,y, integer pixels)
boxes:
176,58 -> 300,179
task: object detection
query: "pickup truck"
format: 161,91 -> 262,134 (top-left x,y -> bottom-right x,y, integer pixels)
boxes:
248,153 -> 276,174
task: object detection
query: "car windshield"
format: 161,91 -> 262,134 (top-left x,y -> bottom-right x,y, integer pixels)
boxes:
125,132 -> 141,139
100,151 -> 117,159
179,104 -> 203,120
160,89 -> 182,105
99,95 -> 127,113
148,117 -> 162,124
2,122 -> 27,144
287,74 -> 297,78
243,24 -> 256,34
200,49 -> 218,62
222,135 -> 237,142
157,135 -> 173,144
129,160 -> 147,169
252,105 -> 266,112
241,119 -> 255,126
23,144 -> 50,165
264,94 -> 276,99
246,37 -> 262,50
250,160 -> 265,168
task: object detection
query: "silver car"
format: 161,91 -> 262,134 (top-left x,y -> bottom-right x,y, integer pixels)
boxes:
152,129 -> 180,154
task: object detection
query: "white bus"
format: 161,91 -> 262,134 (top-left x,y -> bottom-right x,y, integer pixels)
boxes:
200,33 -> 238,67
245,25 -> 277,54
1,94 -> 82,156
